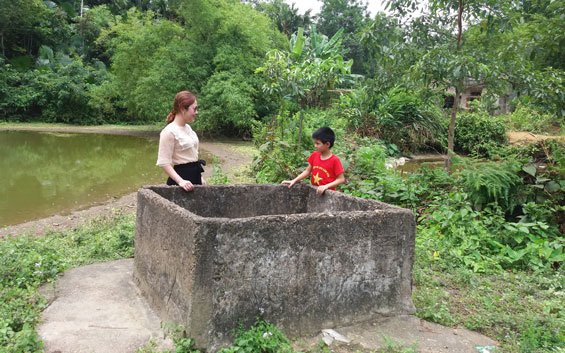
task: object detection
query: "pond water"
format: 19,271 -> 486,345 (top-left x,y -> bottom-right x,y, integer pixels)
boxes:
0,131 -> 210,227
395,156 -> 445,174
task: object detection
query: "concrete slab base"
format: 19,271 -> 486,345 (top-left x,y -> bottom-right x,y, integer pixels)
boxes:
37,259 -> 174,353
36,259 -> 497,353
295,315 -> 498,353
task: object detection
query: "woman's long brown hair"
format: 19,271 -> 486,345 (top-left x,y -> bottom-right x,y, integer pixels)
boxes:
166,91 -> 196,124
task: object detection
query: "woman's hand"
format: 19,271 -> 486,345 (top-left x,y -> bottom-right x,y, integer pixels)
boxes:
201,177 -> 207,185
178,179 -> 194,192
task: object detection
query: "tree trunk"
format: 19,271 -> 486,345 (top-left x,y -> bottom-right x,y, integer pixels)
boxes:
445,87 -> 460,171
445,0 -> 464,173
298,110 -> 303,149
280,102 -> 285,140
297,96 -> 307,150
456,0 -> 463,49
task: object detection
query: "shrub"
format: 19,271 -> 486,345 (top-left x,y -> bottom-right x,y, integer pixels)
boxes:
454,112 -> 507,158
0,57 -> 106,124
0,60 -> 41,121
251,109 -> 340,184
252,121 -> 310,184
505,103 -> 560,134
341,86 -> 446,152
35,60 -> 104,124
198,70 -> 257,136
417,185 -> 564,273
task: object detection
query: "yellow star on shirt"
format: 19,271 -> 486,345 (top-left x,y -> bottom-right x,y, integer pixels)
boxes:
313,173 -> 322,185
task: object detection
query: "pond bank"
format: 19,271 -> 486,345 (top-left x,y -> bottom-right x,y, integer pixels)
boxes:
0,192 -> 137,238
0,123 -> 162,137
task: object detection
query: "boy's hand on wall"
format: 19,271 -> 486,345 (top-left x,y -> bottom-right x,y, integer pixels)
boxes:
316,185 -> 329,195
281,180 -> 296,188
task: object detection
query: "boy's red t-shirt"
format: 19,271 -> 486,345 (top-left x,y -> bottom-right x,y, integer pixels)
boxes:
307,152 -> 344,190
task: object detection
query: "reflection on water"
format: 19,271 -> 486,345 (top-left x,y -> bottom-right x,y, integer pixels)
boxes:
0,131 -> 210,227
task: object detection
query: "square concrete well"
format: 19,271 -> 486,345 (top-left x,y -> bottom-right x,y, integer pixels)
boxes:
133,184 -> 415,352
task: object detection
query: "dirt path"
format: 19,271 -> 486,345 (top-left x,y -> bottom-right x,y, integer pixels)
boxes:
507,131 -> 564,145
0,137 -> 255,238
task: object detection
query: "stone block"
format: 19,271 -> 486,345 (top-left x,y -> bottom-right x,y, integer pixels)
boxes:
133,184 -> 415,352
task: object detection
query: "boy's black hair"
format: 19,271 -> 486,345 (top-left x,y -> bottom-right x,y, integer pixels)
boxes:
312,127 -> 335,148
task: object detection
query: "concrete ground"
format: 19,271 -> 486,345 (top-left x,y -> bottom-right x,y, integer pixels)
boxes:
37,259 -> 497,353
37,259 -> 174,353
295,316 -> 497,353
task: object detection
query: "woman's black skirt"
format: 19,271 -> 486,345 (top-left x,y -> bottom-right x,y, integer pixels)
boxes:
166,160 -> 206,186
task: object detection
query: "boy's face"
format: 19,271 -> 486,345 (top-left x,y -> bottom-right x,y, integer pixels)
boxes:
313,139 -> 331,153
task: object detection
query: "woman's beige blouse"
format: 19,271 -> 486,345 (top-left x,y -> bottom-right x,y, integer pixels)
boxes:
156,123 -> 199,166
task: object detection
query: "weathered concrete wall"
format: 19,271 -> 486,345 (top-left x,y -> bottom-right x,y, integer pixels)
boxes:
133,184 -> 415,352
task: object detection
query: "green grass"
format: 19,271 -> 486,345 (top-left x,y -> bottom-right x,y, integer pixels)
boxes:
413,259 -> 565,353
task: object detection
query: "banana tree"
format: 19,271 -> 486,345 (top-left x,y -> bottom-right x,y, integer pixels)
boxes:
257,24 -> 354,148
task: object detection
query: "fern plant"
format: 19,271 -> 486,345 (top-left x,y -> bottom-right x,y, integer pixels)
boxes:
456,158 -> 525,215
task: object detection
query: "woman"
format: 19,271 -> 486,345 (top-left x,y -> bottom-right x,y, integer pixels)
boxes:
156,91 -> 206,192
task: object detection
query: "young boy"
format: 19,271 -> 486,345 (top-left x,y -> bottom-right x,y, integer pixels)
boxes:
282,127 -> 345,195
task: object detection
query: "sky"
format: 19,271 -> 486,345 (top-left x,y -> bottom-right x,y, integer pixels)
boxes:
287,0 -> 388,17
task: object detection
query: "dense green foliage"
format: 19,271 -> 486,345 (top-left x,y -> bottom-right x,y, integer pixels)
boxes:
1,0 -> 286,130
504,104 -> 561,134
93,10 -> 199,123
1,0 -> 564,133
316,0 -> 369,74
1,57 -> 107,124
217,318 -> 294,353
257,24 -> 354,110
